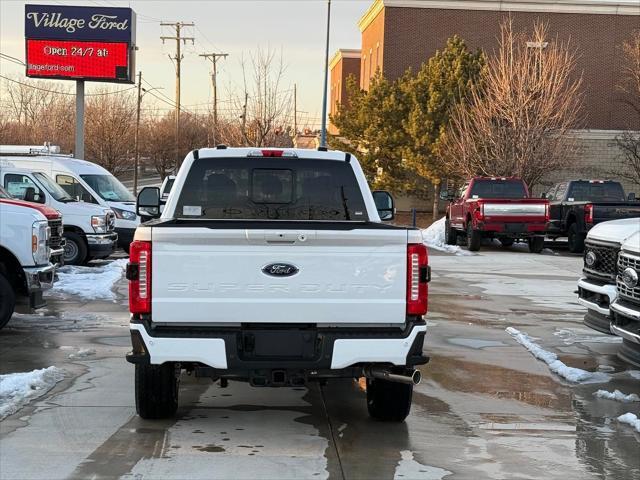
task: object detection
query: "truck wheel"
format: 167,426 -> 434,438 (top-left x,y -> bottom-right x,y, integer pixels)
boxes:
466,224 -> 482,252
366,378 -> 413,422
567,224 -> 585,253
63,232 -> 88,265
135,363 -> 179,419
444,218 -> 457,245
499,238 -> 514,247
0,273 -> 16,329
528,236 -> 545,254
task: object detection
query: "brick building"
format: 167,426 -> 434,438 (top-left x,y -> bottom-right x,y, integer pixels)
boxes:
330,0 -> 640,211
329,49 -> 361,135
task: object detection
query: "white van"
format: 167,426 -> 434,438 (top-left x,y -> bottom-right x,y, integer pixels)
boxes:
0,164 -> 117,265
0,146 -> 139,252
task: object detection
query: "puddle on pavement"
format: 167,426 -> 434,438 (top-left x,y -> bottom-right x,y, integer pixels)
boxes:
447,338 -> 507,349
193,444 -> 225,453
422,355 -> 572,411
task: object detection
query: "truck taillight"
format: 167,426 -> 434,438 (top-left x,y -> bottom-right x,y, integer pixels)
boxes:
128,240 -> 152,314
474,204 -> 484,221
585,204 -> 593,224
407,243 -> 430,316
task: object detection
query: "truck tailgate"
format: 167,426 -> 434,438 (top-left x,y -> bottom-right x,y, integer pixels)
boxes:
593,203 -> 640,223
480,199 -> 547,222
151,227 -> 408,325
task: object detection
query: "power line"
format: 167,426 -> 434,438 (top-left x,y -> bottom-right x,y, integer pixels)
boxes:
0,53 -> 25,67
0,74 -> 136,96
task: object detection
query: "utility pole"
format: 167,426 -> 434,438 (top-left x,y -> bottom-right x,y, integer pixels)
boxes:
320,0 -> 332,148
161,21 -> 195,167
199,52 -> 228,146
293,83 -> 297,136
75,80 -> 84,159
134,71 -> 142,196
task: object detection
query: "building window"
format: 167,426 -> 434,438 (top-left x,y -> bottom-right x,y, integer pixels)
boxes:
362,55 -> 367,89
376,43 -> 380,73
369,48 -> 373,79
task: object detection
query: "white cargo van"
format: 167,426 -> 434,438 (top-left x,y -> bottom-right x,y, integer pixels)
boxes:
0,146 -> 139,252
0,164 -> 117,265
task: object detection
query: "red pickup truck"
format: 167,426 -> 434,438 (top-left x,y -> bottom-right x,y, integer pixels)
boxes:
441,177 -> 549,253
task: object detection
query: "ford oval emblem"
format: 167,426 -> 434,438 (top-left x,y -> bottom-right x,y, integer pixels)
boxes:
622,267 -> 639,289
262,263 -> 299,277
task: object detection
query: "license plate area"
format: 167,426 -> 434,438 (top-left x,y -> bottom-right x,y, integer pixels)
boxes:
505,223 -> 526,233
238,329 -> 320,360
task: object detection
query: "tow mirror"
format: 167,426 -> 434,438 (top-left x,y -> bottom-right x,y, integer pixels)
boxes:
372,190 -> 395,221
439,189 -> 455,201
137,187 -> 161,219
628,192 -> 636,201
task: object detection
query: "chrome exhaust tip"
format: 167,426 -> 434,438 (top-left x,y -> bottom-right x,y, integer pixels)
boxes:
363,367 -> 421,385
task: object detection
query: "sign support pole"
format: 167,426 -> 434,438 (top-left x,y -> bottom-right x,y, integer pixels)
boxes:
75,80 -> 85,159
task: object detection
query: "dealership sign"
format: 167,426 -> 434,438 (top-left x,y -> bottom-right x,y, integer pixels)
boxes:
25,4 -> 136,83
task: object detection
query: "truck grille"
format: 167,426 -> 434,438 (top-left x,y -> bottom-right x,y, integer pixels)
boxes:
107,211 -> 116,232
583,241 -> 618,280
47,218 -> 64,249
617,252 -> 640,304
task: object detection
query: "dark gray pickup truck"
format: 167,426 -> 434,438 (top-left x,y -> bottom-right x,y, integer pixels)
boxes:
546,180 -> 640,253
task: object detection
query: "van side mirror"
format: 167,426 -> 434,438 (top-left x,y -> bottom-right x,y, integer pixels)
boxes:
628,192 -> 636,201
137,187 -> 161,219
372,190 -> 395,221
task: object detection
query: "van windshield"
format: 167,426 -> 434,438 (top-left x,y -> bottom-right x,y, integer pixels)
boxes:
33,172 -> 74,202
80,174 -> 135,202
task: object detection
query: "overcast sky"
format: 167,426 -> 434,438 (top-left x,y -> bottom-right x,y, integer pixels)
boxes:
0,0 -> 370,128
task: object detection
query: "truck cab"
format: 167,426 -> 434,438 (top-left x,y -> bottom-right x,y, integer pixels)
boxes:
546,180 -> 640,253
126,147 -> 430,422
0,164 -> 117,265
0,186 -> 59,328
441,177 -> 549,253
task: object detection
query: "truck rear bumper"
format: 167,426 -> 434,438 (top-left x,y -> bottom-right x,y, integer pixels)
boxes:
127,319 -> 428,373
476,222 -> 546,236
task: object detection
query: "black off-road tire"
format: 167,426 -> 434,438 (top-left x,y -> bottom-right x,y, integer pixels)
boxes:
499,238 -> 514,247
366,378 -> 413,422
528,236 -> 545,254
135,363 -> 179,419
466,223 -> 482,252
0,273 -> 15,329
567,223 -> 585,254
63,232 -> 88,265
444,218 -> 457,245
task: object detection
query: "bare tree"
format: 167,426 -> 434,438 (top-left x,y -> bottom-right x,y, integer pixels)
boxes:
614,30 -> 640,188
441,20 -> 584,188
231,47 -> 293,147
85,87 -> 136,175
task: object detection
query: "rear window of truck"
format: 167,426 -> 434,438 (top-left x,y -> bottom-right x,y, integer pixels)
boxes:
175,158 -> 369,221
469,179 -> 527,199
567,182 -> 625,202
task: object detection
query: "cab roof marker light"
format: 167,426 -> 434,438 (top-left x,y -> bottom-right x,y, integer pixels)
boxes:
247,150 -> 297,158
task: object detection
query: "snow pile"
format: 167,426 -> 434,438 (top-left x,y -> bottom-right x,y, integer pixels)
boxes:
421,218 -> 473,255
617,413 -> 640,433
628,370 -> 640,380
68,348 -> 96,360
506,327 -> 609,384
594,390 -> 640,403
0,367 -> 64,420
52,259 -> 127,300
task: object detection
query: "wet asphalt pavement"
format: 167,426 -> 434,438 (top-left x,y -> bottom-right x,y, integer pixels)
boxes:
1,244 -> 639,480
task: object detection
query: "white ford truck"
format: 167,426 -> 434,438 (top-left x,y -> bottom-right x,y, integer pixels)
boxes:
610,231 -> 640,367
126,147 -> 430,421
577,218 -> 640,334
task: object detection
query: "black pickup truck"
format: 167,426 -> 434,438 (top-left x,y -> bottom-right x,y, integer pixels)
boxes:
546,180 -> 640,253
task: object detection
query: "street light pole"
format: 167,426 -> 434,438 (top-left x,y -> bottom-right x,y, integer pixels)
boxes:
320,0 -> 331,148
134,71 -> 143,196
